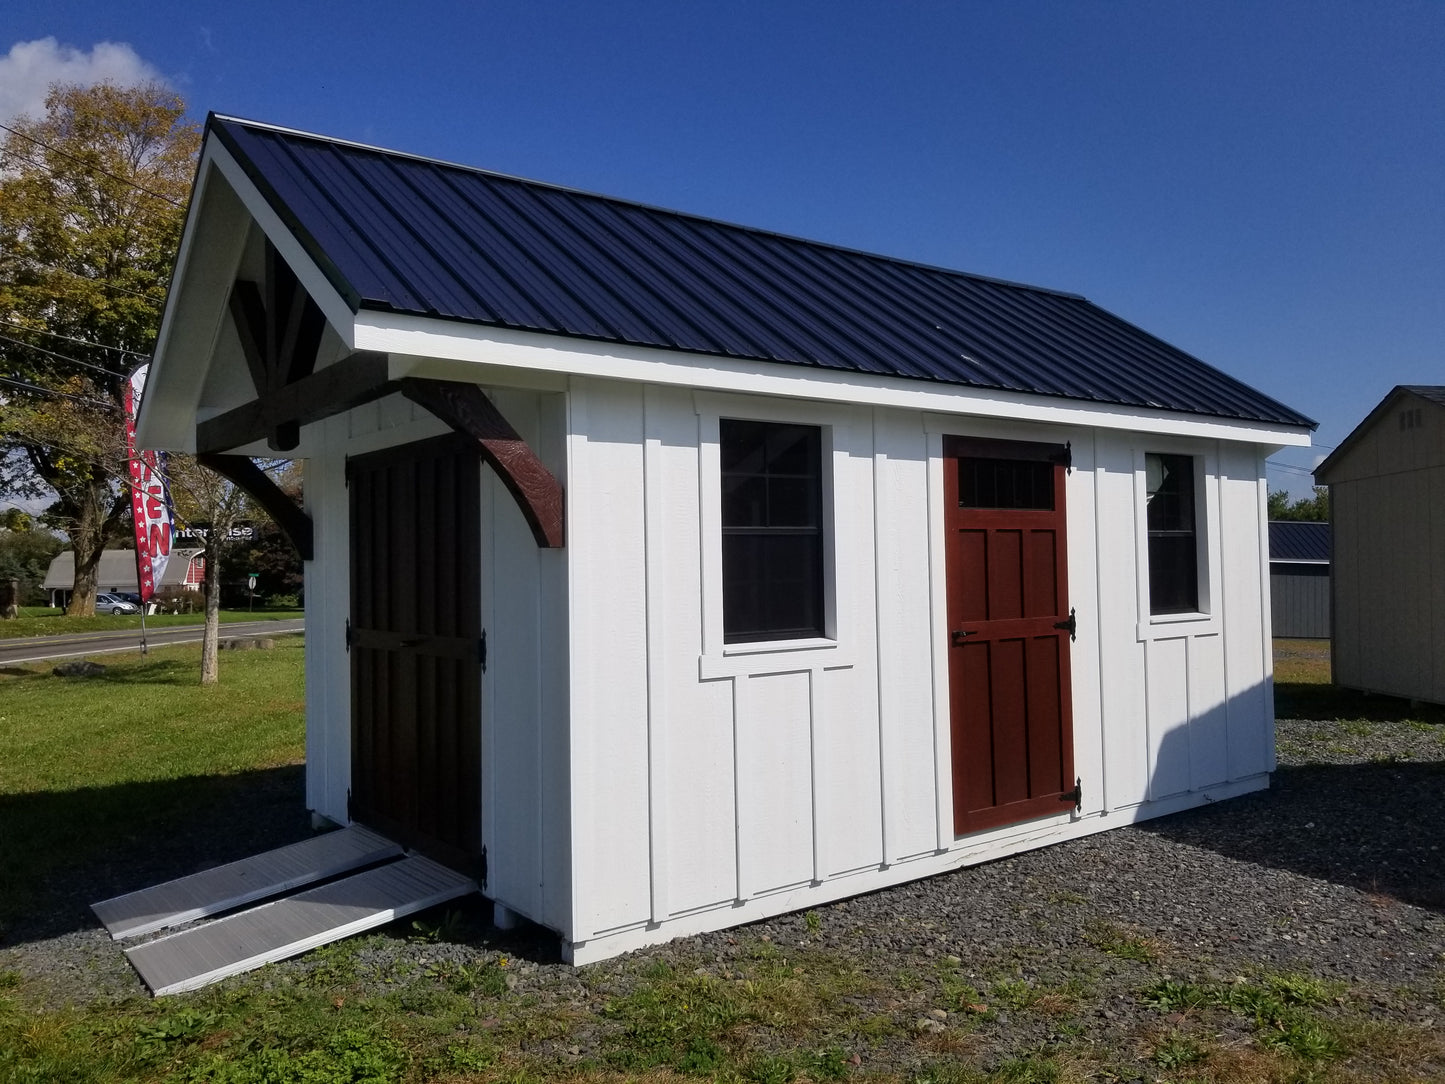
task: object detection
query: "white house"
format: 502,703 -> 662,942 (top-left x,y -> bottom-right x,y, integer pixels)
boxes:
137,116 -> 1314,966
42,548 -> 205,609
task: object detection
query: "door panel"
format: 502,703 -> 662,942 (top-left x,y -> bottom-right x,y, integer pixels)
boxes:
945,437 -> 1076,835
350,434 -> 482,869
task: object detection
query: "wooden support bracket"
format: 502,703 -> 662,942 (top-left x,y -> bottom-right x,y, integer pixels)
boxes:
196,453 -> 314,561
399,378 -> 565,548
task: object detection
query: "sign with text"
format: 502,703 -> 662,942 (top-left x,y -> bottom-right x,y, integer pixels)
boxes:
124,365 -> 174,601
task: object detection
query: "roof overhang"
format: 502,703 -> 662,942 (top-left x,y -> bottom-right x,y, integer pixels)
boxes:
142,125 -> 1312,457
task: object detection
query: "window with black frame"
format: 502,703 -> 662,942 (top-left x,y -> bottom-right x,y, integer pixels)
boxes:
720,419 -> 824,643
1145,452 -> 1199,614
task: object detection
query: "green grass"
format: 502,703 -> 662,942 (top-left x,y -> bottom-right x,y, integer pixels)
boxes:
0,639 -> 306,928
0,608 -> 301,638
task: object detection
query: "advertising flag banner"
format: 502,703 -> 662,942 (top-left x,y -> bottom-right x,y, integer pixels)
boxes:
124,365 -> 175,602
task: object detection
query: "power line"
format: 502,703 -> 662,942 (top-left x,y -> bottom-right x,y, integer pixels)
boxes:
0,332 -> 125,379
0,120 -> 185,207
9,256 -> 164,303
0,318 -> 150,360
0,372 -> 118,409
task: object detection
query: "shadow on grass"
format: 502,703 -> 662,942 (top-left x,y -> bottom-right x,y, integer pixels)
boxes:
1274,681 -> 1445,724
0,765 -> 312,945
1139,756 -> 1445,913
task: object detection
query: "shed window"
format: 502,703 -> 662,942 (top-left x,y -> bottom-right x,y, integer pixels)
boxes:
1145,452 -> 1199,614
721,419 -> 824,642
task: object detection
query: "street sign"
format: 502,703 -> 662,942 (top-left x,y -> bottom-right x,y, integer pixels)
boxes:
247,574 -> 258,590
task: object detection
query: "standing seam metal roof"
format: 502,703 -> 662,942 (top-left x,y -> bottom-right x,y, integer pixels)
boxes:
1268,521 -> 1331,563
209,115 -> 1315,430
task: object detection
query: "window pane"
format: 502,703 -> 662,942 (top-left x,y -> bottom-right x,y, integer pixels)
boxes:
1145,453 -> 1199,614
958,458 -> 1054,510
720,419 -> 824,642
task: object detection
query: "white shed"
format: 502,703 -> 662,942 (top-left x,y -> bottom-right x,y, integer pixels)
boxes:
1314,385 -> 1445,705
137,116 -> 1314,966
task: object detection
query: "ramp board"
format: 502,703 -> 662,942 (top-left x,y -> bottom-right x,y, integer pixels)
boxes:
92,825 -> 403,940
125,854 -> 476,996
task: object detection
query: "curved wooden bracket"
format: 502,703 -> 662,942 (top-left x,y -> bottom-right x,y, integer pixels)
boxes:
196,453 -> 314,560
399,378 -> 564,548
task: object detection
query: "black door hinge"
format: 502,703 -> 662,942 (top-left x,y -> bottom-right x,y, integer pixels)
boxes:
478,845 -> 488,890
1053,607 -> 1077,641
345,617 -> 353,652
1063,778 -> 1081,811
1052,441 -> 1073,474
346,788 -> 353,820
479,629 -> 487,672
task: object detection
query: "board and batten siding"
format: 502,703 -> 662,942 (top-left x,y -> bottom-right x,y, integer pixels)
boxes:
562,378 -> 1277,962
1322,395 -> 1445,705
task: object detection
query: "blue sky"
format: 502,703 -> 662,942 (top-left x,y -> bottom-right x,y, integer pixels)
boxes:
6,2 -> 1442,495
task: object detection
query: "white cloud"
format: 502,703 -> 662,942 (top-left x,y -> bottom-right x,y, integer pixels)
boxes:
0,38 -> 167,125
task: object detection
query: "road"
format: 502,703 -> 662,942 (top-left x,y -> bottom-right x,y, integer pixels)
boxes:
0,619 -> 306,667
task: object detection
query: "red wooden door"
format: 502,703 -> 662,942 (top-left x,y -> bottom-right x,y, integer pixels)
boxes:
349,434 -> 483,869
944,436 -> 1077,835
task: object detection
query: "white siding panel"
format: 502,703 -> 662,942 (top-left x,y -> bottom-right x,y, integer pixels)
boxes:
1218,451 -> 1270,780
1065,433 -> 1105,815
1145,636 -> 1191,800
1187,634 -> 1229,788
1094,438 -> 1149,809
568,380 -> 651,935
816,664 -> 883,876
872,412 -> 941,860
664,678 -> 739,913
301,420 -> 350,824
735,670 -> 814,896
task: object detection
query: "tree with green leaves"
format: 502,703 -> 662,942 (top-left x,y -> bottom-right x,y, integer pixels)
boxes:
1268,485 -> 1331,522
0,81 -> 199,615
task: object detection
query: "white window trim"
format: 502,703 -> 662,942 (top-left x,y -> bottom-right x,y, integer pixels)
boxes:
1133,442 -> 1222,641
694,392 -> 854,680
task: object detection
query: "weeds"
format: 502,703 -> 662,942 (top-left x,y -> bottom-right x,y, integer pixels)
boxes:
1140,973 -> 1347,1065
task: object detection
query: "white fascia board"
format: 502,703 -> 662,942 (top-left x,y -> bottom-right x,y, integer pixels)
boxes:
206,139 -> 356,347
356,311 -> 1313,448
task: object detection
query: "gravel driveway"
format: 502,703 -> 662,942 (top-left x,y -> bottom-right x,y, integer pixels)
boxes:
4,713 -> 1443,1079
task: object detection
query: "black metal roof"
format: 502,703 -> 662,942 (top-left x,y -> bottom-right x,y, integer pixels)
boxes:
209,115 -> 1315,430
1269,520 -> 1330,563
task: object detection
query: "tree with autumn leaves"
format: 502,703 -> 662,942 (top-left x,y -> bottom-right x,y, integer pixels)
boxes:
0,81 -> 198,615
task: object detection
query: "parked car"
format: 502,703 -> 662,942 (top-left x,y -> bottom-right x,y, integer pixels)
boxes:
95,592 -> 141,615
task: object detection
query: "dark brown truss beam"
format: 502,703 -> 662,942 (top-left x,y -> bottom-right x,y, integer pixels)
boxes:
196,350 -> 393,455
399,378 -> 565,548
195,453 -> 313,561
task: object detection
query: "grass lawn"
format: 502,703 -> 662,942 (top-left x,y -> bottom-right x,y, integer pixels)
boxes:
0,639 -> 1441,1083
0,639 -> 306,931
0,608 -> 302,639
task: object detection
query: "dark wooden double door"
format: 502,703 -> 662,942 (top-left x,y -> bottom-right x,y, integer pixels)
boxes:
349,435 -> 482,869
944,436 -> 1077,835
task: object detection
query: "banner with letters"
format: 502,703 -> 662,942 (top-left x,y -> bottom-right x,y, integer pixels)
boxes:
124,364 -> 175,601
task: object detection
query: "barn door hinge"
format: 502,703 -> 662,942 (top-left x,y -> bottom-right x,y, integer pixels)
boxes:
346,788 -> 353,820
478,629 -> 487,672
1053,441 -> 1072,474
478,845 -> 488,890
345,617 -> 353,652
1064,778 -> 1081,811
1053,607 -> 1077,641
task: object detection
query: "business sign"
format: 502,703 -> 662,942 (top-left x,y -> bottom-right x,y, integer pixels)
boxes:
124,365 -> 174,601
175,523 -> 256,542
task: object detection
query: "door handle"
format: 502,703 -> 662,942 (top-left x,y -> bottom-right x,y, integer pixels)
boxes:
951,629 -> 977,647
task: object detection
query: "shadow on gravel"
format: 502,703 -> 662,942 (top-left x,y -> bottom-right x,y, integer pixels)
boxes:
1274,682 -> 1445,725
0,765 -> 312,945
1139,757 -> 1445,913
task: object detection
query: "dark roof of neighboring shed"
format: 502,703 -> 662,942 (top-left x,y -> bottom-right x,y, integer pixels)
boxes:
1314,385 -> 1445,481
208,115 -> 1315,430
1269,521 -> 1330,564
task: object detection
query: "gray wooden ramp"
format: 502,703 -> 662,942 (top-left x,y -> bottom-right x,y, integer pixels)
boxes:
92,825 -> 402,940
125,855 -> 476,996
